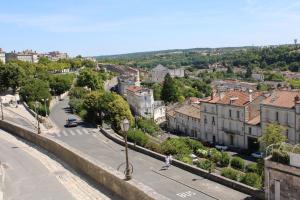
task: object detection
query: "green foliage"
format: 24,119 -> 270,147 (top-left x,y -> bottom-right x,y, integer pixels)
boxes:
161,138 -> 192,155
82,60 -> 96,68
145,141 -> 162,153
69,87 -> 89,99
28,101 -> 50,117
49,74 -> 75,95
127,129 -> 149,147
289,79 -> 300,89
161,73 -> 179,103
259,123 -> 287,150
230,157 -> 245,171
220,152 -> 231,167
209,148 -> 222,163
257,83 -> 269,91
196,149 -> 208,158
271,149 -> 290,165
246,163 -> 258,173
241,173 -> 262,189
76,68 -> 104,91
264,72 -> 285,82
196,159 -> 215,172
181,138 -> 204,153
221,168 -> 244,181
137,118 -> 160,136
0,63 -> 25,92
69,98 -> 85,113
176,154 -> 193,164
20,79 -> 51,103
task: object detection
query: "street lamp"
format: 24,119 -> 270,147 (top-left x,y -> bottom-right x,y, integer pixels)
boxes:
120,118 -> 132,180
0,97 -> 4,120
35,101 -> 41,134
41,98 -> 48,116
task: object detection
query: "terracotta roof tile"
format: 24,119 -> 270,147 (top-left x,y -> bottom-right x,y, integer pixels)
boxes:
247,115 -> 260,125
175,104 -> 201,119
126,86 -> 142,92
262,90 -> 300,108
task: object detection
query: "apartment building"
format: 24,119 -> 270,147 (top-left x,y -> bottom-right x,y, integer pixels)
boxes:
6,50 -> 38,63
0,48 -> 5,64
261,90 -> 300,144
167,101 -> 201,138
200,90 -> 266,149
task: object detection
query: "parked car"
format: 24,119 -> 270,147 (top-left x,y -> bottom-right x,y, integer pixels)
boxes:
65,117 -> 78,127
215,144 -> 228,151
251,151 -> 264,159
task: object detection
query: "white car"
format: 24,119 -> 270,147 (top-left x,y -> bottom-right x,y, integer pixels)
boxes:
215,144 -> 228,151
251,151 -> 263,159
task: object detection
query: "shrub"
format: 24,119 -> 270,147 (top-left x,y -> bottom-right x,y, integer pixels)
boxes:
231,157 -> 245,171
220,152 -> 231,167
196,148 -> 208,158
127,129 -> 148,147
209,148 -> 222,163
246,163 -> 258,173
69,98 -> 84,113
28,101 -> 50,117
221,168 -> 243,181
241,173 -> 262,189
181,137 -> 204,153
176,154 -> 192,164
161,138 -> 191,155
271,149 -> 290,165
196,159 -> 215,172
137,118 -> 160,136
145,141 -> 162,154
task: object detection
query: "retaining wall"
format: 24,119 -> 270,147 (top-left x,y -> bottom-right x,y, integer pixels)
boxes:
0,120 -> 168,200
101,128 -> 265,200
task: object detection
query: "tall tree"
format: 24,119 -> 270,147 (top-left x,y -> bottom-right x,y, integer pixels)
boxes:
245,66 -> 252,78
161,73 -> 179,103
259,123 -> 287,150
0,63 -> 25,92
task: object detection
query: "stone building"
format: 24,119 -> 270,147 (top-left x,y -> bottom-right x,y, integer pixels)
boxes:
167,101 -> 201,138
212,80 -> 258,92
200,90 -> 266,149
6,50 -> 38,63
150,64 -> 184,83
265,155 -> 300,200
0,48 -> 5,64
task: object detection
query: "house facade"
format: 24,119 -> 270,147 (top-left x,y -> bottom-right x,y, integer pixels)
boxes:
150,64 -> 184,83
0,48 -> 5,64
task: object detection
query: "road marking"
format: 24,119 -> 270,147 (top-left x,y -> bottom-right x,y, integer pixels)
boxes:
62,130 -> 68,136
70,131 -> 76,136
82,129 -> 90,135
176,191 -> 196,198
76,129 -> 83,135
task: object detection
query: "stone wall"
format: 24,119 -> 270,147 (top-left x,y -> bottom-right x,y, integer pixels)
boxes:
101,128 -> 265,200
265,157 -> 300,200
0,120 -> 168,200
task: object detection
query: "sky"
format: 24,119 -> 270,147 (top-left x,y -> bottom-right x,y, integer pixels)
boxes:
0,0 -> 300,56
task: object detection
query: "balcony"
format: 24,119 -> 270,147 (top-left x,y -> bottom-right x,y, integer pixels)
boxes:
222,128 -> 240,135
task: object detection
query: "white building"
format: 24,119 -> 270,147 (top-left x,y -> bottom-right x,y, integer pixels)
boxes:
261,90 -> 300,145
0,48 -> 5,64
150,64 -> 184,83
200,90 -> 265,149
126,86 -> 166,123
212,80 -> 258,92
167,102 -> 201,138
6,50 -> 38,63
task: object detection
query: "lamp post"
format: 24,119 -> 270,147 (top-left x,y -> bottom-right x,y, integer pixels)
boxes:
35,101 -> 41,134
120,118 -> 132,180
0,97 -> 3,120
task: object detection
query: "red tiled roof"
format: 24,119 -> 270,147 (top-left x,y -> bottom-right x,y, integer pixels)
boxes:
262,90 -> 300,108
127,86 -> 142,92
175,104 -> 201,119
247,115 -> 260,125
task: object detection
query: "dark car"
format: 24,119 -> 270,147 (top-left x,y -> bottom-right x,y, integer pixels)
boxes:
65,117 -> 78,127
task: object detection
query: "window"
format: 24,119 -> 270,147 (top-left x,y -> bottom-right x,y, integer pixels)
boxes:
229,109 -> 232,118
276,112 -> 279,121
204,106 -> 207,112
237,111 -> 240,119
212,116 -> 215,125
248,127 -> 252,135
230,135 -> 234,145
204,116 -> 207,124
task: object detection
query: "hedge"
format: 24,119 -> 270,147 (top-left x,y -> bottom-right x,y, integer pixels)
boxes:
221,167 -> 244,182
246,163 -> 258,173
127,129 -> 149,147
220,152 -> 231,167
241,173 -> 262,189
196,159 -> 215,172
231,157 -> 245,171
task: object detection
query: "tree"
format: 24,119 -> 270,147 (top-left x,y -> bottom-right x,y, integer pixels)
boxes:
258,123 -> 287,150
77,68 -> 103,91
245,66 -> 252,78
0,63 -> 25,92
82,60 -> 96,68
161,73 -> 179,103
49,74 -> 74,95
19,79 -> 51,103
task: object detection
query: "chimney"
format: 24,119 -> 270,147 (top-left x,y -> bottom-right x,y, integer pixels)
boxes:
295,95 -> 300,103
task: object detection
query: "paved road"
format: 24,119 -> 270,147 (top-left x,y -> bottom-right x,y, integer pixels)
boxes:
0,129 -> 121,200
49,98 -> 251,200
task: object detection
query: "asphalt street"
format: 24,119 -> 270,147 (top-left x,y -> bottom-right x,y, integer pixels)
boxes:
49,97 -> 251,200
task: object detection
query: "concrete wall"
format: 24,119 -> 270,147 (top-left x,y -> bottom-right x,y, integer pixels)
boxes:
100,128 -> 265,200
0,120 -> 168,200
